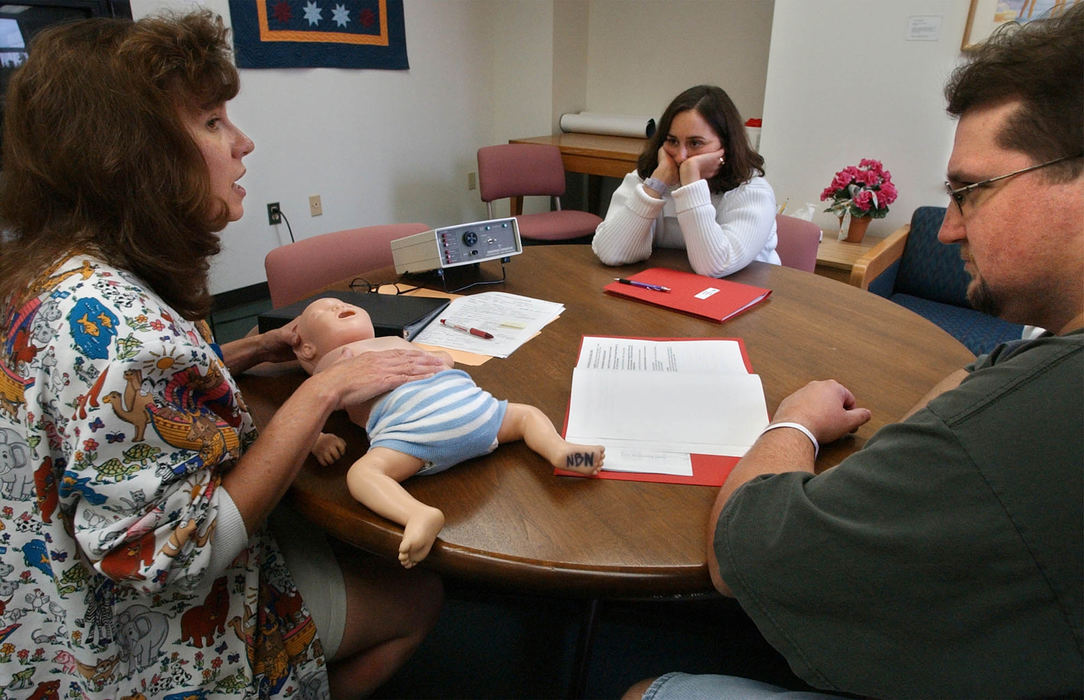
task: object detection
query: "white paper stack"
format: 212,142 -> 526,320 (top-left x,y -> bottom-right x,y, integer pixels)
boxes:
412,292 -> 563,358
564,337 -> 769,476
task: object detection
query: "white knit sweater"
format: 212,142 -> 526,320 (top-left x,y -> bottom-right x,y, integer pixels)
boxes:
591,172 -> 780,278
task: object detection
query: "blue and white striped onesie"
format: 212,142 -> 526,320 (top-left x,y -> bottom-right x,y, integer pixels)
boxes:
364,369 -> 508,475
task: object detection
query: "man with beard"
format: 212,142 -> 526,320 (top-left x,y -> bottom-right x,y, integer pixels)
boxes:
627,5 -> 1083,698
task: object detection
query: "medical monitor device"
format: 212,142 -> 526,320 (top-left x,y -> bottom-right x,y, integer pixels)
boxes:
390,217 -> 522,275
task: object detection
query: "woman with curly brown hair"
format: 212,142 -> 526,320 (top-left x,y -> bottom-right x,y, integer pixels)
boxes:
592,85 -> 780,278
0,10 -> 442,698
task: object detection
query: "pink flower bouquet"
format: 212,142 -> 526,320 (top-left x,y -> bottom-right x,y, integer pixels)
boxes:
820,159 -> 898,219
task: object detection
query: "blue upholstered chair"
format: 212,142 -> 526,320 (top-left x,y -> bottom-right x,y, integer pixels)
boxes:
850,206 -> 1024,355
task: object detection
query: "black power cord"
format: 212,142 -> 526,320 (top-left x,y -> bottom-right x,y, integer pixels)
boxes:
278,209 -> 296,243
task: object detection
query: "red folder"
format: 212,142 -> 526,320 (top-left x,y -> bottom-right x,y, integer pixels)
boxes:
554,453 -> 738,487
554,336 -> 756,487
604,268 -> 771,322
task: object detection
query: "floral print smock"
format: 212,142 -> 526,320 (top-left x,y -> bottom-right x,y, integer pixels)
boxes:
0,255 -> 328,698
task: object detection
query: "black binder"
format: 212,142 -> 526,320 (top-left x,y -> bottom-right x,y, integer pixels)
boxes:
256,290 -> 450,341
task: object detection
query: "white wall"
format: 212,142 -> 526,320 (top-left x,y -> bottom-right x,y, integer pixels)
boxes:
584,0 -> 774,124
488,0 -> 554,145
760,0 -> 969,237
552,0 -> 589,130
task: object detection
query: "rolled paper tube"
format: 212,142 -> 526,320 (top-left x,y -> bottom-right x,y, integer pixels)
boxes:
559,112 -> 656,138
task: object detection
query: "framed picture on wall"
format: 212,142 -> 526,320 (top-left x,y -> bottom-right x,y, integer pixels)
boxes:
962,0 -> 1081,50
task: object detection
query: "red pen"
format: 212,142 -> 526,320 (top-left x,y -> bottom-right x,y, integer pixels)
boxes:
440,318 -> 494,339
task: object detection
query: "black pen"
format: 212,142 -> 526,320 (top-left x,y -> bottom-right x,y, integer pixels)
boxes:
615,278 -> 671,293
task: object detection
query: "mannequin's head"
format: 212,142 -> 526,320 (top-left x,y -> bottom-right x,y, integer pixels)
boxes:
293,297 -> 375,373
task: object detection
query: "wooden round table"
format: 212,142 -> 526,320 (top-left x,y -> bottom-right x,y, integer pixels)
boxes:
237,245 -> 973,598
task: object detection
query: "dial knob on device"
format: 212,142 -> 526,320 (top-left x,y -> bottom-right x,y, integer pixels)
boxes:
462,231 -> 478,246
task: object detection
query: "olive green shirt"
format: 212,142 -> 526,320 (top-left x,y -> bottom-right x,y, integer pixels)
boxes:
716,331 -> 1084,698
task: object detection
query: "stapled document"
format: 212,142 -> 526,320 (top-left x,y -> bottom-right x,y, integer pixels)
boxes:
560,336 -> 770,485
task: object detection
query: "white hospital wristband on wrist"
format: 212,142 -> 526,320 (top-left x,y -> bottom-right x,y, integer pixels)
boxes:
760,422 -> 820,459
643,176 -> 671,197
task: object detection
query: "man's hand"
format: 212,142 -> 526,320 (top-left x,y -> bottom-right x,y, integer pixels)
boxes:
771,380 -> 871,444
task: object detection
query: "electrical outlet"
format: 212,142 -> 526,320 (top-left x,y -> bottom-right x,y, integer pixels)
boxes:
467,172 -> 477,190
267,202 -> 281,225
309,195 -> 322,217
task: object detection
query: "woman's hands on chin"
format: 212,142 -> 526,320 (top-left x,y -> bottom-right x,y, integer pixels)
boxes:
652,146 -> 681,187
679,147 -> 726,185
314,346 -> 447,410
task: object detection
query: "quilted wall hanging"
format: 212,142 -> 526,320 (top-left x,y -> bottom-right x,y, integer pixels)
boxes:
229,1 -> 408,70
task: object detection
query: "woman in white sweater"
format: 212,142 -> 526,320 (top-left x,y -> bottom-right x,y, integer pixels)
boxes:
592,85 -> 779,277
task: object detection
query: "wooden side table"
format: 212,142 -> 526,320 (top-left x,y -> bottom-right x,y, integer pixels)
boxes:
816,234 -> 883,284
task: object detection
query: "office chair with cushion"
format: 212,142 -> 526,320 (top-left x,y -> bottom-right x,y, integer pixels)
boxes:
477,143 -> 603,244
850,206 -> 1024,355
774,214 -> 821,273
264,223 -> 430,308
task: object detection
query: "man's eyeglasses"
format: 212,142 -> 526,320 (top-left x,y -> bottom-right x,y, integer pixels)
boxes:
944,153 -> 1082,215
